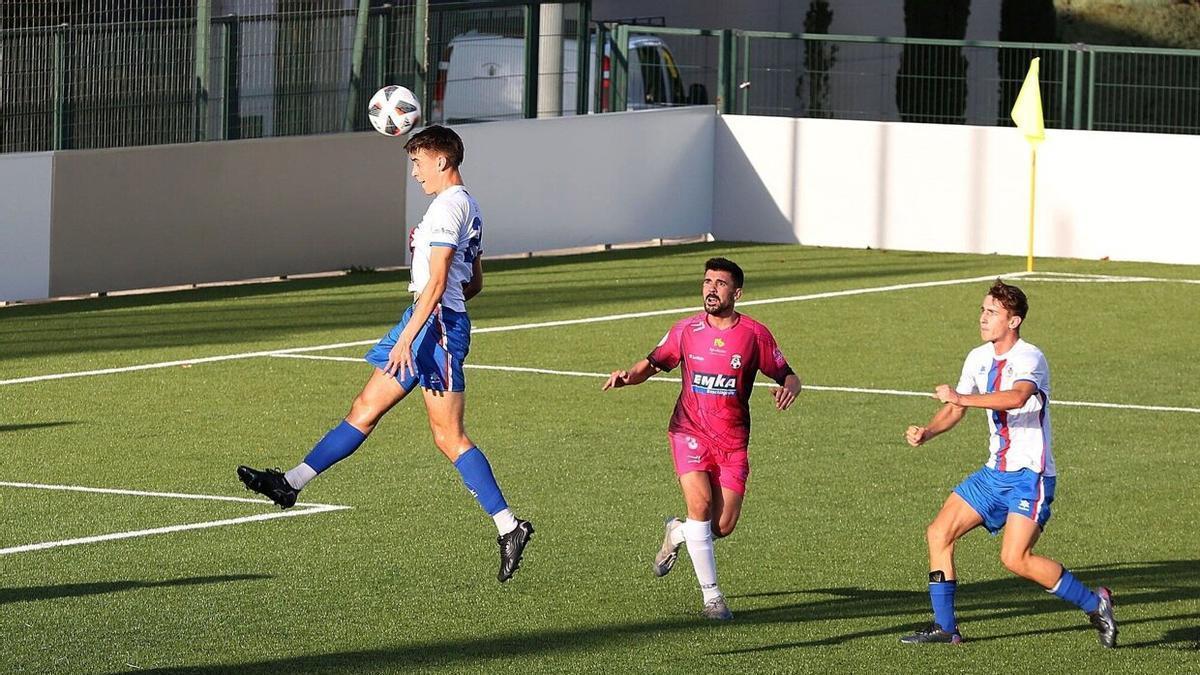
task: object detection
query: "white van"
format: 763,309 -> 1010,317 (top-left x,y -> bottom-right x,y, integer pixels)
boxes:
430,31 -> 699,123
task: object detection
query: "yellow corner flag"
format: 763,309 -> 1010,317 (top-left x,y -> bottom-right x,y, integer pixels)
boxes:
1011,57 -> 1044,272
1011,57 -> 1045,145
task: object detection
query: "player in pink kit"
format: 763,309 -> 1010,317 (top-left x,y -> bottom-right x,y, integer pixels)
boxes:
603,257 -> 802,620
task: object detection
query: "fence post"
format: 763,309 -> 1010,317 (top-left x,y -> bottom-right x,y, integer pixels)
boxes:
1086,48 -> 1096,130
413,0 -> 428,114
1072,44 -> 1085,129
194,0 -> 211,141
523,2 -> 541,118
221,17 -> 241,140
52,25 -> 69,150
739,32 -> 750,114
575,1 -> 591,115
345,0 -> 370,132
610,23 -> 628,112
716,29 -> 733,113
377,7 -> 389,90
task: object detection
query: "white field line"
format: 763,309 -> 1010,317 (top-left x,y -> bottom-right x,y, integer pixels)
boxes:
1019,271 -> 1200,285
0,481 -> 351,556
271,355 -> 1200,415
0,272 -> 1025,386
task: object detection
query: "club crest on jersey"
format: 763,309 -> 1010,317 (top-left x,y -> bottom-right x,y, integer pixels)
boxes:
730,354 -> 742,370
691,372 -> 738,396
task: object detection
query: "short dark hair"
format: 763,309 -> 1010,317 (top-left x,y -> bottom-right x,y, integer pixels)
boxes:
988,279 -> 1028,319
705,257 -> 744,288
404,124 -> 464,168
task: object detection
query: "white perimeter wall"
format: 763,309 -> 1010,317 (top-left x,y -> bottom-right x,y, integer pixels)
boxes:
713,115 -> 1200,265
0,153 -> 53,301
3,106 -> 1197,303
405,106 -> 715,260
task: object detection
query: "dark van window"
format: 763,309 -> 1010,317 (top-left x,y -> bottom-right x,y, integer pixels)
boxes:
637,45 -> 664,105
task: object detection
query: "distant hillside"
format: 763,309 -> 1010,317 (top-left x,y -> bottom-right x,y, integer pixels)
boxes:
1056,0 -> 1200,48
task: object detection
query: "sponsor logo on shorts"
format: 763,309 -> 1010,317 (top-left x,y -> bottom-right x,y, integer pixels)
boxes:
686,454 -> 702,464
686,437 -> 699,450
691,372 -> 738,396
1018,499 -> 1031,511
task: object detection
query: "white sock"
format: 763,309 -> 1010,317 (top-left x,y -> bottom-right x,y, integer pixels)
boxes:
668,518 -> 686,547
682,518 -> 723,602
284,463 -> 317,491
493,508 -> 519,535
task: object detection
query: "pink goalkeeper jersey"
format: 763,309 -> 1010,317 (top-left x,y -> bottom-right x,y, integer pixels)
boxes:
648,312 -> 792,449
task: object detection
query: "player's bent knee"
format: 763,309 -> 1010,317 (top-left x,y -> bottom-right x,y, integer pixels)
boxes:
1000,549 -> 1030,576
924,522 -> 944,545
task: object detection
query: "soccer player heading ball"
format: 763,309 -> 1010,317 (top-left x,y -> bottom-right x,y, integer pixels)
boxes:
900,280 -> 1116,647
238,125 -> 533,583
603,258 -> 803,620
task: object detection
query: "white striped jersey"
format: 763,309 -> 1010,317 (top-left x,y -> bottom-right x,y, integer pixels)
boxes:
409,185 -> 482,313
956,339 -> 1056,476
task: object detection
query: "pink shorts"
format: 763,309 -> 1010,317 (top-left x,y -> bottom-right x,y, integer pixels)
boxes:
668,432 -> 750,495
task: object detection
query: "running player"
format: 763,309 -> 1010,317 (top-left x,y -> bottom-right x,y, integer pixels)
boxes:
900,279 -> 1116,646
603,257 -> 802,620
237,125 -> 533,583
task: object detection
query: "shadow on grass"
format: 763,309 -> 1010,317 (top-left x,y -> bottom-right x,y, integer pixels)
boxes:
1,242 -> 995,362
133,561 -> 1198,673
715,559 -> 1200,653
0,574 -> 271,606
0,422 -> 76,433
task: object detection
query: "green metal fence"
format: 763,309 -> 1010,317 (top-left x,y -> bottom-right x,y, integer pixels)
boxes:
5,5 -> 1200,155
610,25 -> 1200,135
0,1 -> 425,153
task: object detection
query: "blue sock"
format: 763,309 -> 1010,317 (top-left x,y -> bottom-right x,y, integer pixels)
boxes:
302,421 -> 368,473
929,580 -> 958,633
453,447 -> 509,516
1050,569 -> 1100,613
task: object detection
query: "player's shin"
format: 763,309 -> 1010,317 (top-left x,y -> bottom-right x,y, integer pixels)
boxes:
928,570 -> 958,633
453,446 -> 518,535
1047,568 -> 1100,613
682,519 -> 723,602
287,421 -> 368,490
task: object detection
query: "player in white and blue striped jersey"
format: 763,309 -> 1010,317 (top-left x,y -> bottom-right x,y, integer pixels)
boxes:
900,280 -> 1116,647
238,125 -> 533,583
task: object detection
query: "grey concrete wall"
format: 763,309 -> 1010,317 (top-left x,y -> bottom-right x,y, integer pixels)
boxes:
0,152 -> 53,302
49,132 -> 408,297
404,106 -> 716,259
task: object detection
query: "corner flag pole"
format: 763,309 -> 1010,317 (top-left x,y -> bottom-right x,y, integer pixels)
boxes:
1027,146 -> 1037,273
1011,58 -> 1045,273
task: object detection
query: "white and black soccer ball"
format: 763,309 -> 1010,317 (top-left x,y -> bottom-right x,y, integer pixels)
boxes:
367,85 -> 421,137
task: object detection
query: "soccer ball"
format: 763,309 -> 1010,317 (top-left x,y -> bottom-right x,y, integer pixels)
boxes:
367,85 -> 421,137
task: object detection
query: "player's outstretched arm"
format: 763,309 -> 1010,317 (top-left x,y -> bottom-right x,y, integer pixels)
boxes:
602,359 -> 659,391
772,372 -> 802,410
906,399 -> 968,447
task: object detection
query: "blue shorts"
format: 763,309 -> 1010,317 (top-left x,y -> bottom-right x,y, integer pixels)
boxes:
364,304 -> 470,392
953,466 -> 1055,534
